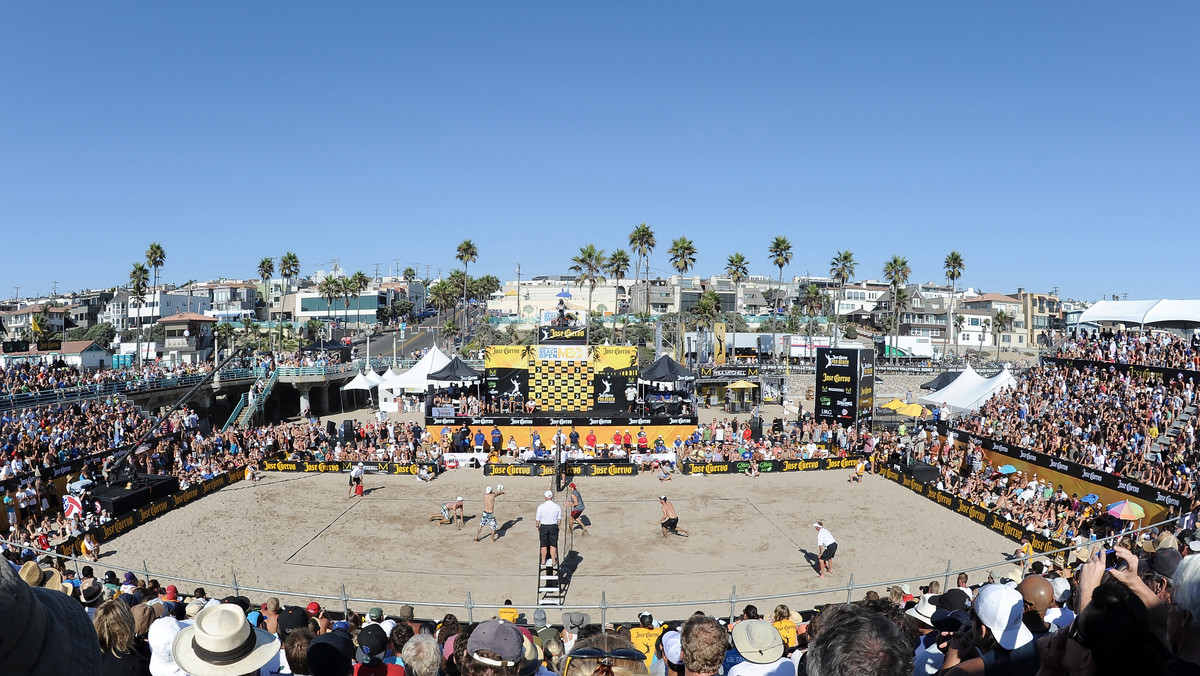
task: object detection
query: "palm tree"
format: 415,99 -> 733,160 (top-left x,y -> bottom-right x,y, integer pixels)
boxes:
801,284 -> 826,349
829,250 -> 856,346
943,251 -> 965,356
214,322 -> 235,361
455,239 -> 479,325
668,237 -> 697,362
317,276 -> 340,334
145,242 -> 166,292
725,252 -> 749,361
605,249 -> 631,343
348,271 -> 371,328
257,256 -> 275,320
278,251 -> 300,345
569,244 -> 607,345
767,236 -> 793,362
882,255 -> 911,362
953,314 -> 966,356
428,280 -> 459,327
979,318 -> 991,358
992,309 -> 1013,360
629,223 -> 656,317
129,262 -> 150,367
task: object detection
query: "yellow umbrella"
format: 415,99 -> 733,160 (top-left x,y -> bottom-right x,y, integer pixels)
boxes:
728,380 -> 758,390
881,398 -> 905,410
896,403 -> 931,417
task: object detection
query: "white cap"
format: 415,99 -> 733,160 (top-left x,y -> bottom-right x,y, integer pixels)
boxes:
974,584 -> 1034,650
456,496 -> 463,502
660,630 -> 682,665
544,491 -> 553,498
1050,577 -> 1071,604
485,486 -> 493,494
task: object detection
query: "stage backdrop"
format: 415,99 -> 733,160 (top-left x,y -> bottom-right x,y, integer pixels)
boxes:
815,347 -> 874,427
483,345 -> 638,414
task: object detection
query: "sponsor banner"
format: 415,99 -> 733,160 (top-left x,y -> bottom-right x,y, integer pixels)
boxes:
2,340 -> 30,353
535,345 -> 589,361
880,462 -> 1067,554
697,365 -> 760,379
484,345 -> 532,369
936,424 -> 1184,522
681,456 -> 861,475
36,340 -> 63,351
56,468 -> 244,556
538,326 -> 586,343
1043,356 -> 1200,388
591,346 -> 639,374
258,459 -> 436,475
816,347 -> 868,426
482,463 -> 639,477
591,374 -> 630,411
714,323 -> 727,365
486,367 -> 528,402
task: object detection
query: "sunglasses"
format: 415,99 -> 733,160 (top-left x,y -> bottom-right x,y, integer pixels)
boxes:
1065,619 -> 1088,648
566,648 -> 648,663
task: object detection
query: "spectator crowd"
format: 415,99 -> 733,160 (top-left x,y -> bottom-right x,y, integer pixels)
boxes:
6,519 -> 1200,676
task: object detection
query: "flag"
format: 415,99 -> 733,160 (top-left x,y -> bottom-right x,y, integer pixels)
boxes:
30,315 -> 41,335
63,495 -> 83,519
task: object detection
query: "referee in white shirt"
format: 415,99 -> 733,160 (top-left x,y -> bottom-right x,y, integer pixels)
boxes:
814,522 -> 837,578
535,490 -> 563,567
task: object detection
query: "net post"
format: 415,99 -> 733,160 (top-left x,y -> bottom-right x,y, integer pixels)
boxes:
845,573 -> 854,604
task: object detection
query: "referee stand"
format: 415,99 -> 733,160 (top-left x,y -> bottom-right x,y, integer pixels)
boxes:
536,458 -> 574,607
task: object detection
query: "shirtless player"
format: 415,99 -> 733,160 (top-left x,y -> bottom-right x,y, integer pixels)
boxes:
475,485 -> 507,542
659,495 -> 688,537
430,497 -> 465,528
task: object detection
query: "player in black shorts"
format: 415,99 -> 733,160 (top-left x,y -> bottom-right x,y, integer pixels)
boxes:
659,496 -> 688,537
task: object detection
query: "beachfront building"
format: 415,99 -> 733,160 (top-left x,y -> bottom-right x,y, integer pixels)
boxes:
960,292 -> 1028,353
1011,288 -> 1064,347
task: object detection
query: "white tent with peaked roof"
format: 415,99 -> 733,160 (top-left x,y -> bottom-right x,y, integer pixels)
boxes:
379,347 -> 452,393
918,365 -> 1016,414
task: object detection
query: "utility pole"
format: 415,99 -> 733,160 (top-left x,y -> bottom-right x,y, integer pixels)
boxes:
393,258 -> 401,278
51,281 -> 59,296
13,286 -> 19,301
373,263 -> 381,282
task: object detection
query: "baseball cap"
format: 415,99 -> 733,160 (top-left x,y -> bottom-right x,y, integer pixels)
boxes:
467,619 -> 524,667
398,604 -> 414,621
544,491 -> 553,498
368,607 -> 384,623
1050,577 -> 1071,605
532,609 -> 547,628
660,630 -> 682,665
569,483 -> 576,488
456,496 -> 463,502
278,607 -> 311,637
357,624 -> 389,664
306,602 -> 322,616
974,584 -> 1034,650
486,486 -> 493,494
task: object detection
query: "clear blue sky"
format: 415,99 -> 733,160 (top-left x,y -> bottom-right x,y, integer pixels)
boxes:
2,3 -> 1196,302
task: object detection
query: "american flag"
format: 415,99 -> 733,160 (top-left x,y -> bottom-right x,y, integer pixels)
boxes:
63,495 -> 83,519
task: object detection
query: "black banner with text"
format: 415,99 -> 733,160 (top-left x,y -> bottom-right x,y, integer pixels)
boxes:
482,463 -> 640,477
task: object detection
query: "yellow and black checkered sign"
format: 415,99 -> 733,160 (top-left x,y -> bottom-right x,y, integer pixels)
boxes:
530,360 -> 594,411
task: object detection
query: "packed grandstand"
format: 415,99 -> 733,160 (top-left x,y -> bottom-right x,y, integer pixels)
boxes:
1,337 -> 1198,675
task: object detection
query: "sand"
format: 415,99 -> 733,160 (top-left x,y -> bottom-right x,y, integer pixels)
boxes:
98,463 -> 1019,624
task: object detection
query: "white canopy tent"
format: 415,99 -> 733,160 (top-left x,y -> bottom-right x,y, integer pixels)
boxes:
341,372 -> 375,391
379,347 -> 452,393
363,370 -> 386,386
918,365 -> 1016,414
1078,300 -> 1200,328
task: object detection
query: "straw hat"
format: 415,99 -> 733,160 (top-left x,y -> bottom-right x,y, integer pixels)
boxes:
172,603 -> 280,676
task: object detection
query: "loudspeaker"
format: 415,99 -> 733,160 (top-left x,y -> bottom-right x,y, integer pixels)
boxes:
749,417 -> 763,442
903,460 -> 939,486
772,417 -> 784,433
327,421 -> 337,438
340,420 -> 356,441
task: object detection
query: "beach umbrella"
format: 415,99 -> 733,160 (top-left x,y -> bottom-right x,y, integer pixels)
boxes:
881,398 -> 905,410
1080,494 -> 1099,504
1106,500 -> 1145,520
998,465 -> 1017,475
728,380 -> 758,390
557,288 -> 573,298
896,403 -> 930,418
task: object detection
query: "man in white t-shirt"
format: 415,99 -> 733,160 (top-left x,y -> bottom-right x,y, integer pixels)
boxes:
535,490 -> 562,567
346,462 -> 365,499
814,522 -> 837,578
